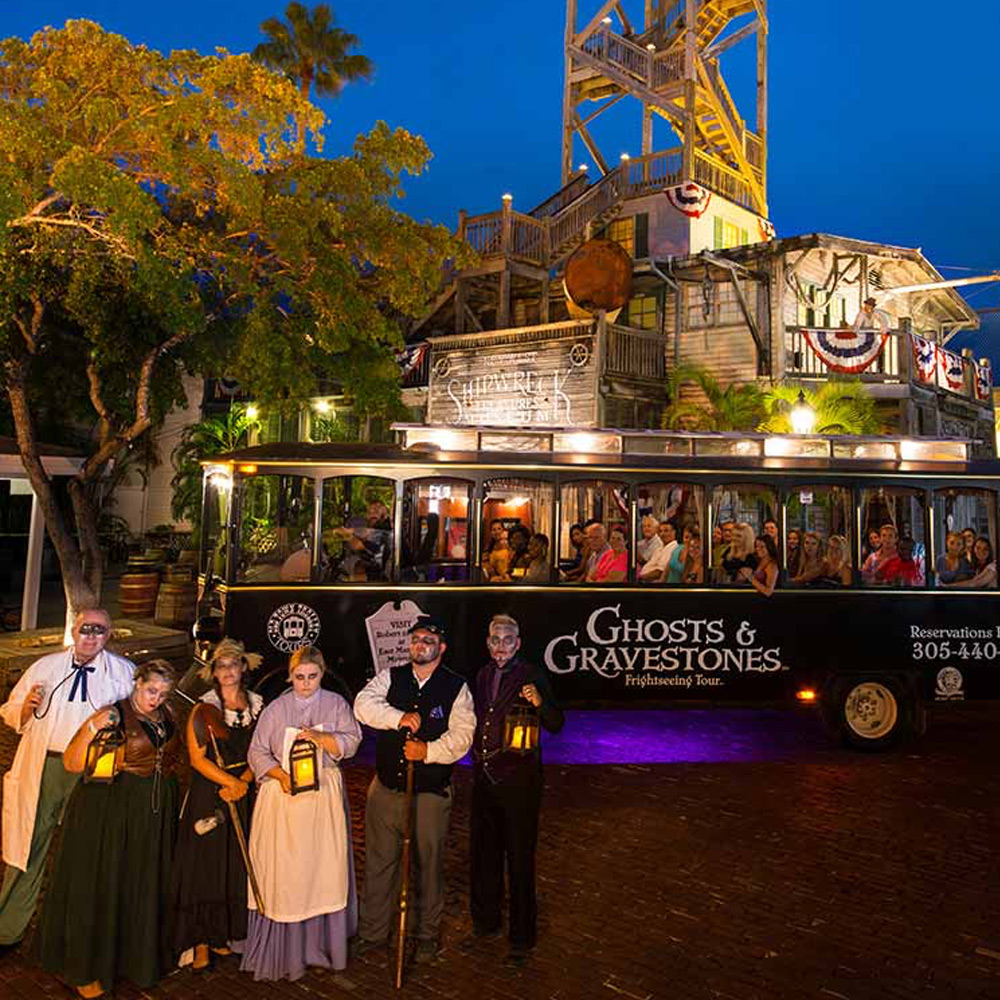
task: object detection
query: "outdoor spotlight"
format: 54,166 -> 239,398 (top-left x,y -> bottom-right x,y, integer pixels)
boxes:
790,391 -> 816,435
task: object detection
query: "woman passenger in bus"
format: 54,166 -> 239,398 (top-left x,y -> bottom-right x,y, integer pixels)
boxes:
591,525 -> 628,583
720,523 -> 757,584
862,523 -> 897,584
936,531 -> 974,586
680,530 -> 704,585
741,535 -> 779,597
665,524 -> 695,584
819,534 -> 853,587
482,520 -> 511,581
946,536 -> 996,589
961,527 -> 977,561
636,516 -> 663,570
791,531 -> 825,586
785,529 -> 802,579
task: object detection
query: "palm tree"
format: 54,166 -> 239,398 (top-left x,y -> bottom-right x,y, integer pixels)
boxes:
760,378 -> 885,435
663,364 -> 768,432
253,3 -> 373,101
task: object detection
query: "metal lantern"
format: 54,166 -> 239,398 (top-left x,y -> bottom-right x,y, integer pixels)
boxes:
84,725 -> 125,783
503,702 -> 540,754
289,737 -> 320,794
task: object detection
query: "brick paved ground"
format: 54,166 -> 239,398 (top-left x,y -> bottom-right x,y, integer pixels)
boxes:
1,704 -> 999,1000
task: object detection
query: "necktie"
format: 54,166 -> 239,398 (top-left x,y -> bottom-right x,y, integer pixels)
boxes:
68,662 -> 96,702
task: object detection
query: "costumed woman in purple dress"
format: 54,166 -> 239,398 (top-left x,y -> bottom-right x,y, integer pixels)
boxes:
240,645 -> 361,981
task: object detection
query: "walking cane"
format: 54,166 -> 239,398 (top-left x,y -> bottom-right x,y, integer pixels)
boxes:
206,725 -> 267,917
395,754 -> 416,989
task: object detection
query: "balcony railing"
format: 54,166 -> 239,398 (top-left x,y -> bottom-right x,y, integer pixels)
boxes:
606,324 -> 667,381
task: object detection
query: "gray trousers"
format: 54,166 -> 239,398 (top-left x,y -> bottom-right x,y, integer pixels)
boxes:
359,776 -> 452,944
0,755 -> 79,944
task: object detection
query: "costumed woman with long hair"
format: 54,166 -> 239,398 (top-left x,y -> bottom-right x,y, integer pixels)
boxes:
240,646 -> 361,981
37,659 -> 181,998
172,639 -> 263,970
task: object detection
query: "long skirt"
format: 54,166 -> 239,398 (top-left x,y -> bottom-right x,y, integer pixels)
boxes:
172,764 -> 255,953
240,771 -> 356,981
37,771 -> 178,989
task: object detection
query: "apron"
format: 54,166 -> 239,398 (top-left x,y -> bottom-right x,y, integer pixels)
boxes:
247,725 -> 348,922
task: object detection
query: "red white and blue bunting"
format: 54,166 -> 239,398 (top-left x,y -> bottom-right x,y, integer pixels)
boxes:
758,217 -> 776,241
394,342 -> 428,379
910,333 -> 938,384
975,360 -> 993,401
937,347 -> 966,392
665,182 -> 712,218
800,327 -> 889,374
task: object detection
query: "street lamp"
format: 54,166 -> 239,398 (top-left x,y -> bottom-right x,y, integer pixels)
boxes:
790,391 -> 816,435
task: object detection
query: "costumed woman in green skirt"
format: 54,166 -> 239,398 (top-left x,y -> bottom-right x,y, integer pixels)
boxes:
36,659 -> 181,998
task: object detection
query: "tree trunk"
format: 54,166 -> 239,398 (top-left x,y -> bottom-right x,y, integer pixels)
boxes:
5,357 -> 100,634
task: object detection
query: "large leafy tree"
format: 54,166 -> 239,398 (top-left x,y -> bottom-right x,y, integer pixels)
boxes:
0,20 -> 465,622
253,2 -> 373,101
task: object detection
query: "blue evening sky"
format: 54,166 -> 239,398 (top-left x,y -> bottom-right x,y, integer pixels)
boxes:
3,1 -> 999,311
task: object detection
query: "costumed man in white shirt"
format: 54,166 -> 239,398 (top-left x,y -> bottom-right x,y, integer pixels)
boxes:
352,616 -> 475,963
0,608 -> 135,953
853,296 -> 890,333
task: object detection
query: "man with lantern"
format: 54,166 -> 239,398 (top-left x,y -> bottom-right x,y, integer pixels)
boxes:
353,616 -> 475,964
0,608 -> 135,954
467,613 -> 563,965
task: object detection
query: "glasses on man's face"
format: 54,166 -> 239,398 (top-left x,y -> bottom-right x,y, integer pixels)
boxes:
78,623 -> 109,637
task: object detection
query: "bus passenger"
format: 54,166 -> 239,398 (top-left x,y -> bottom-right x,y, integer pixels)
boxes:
523,533 -> 551,583
639,520 -> 678,582
590,525 -> 627,583
884,535 -> 923,587
946,536 -> 996,589
333,500 -> 392,581
862,528 -> 881,565
680,529 -> 704,585
786,529 -> 802,579
791,532 -> 824,586
712,521 -> 735,571
720,523 -> 756,584
961,527 -> 977,560
741,536 -> 779,597
506,526 -> 532,581
820,534 -> 853,587
581,520 -> 610,580
636,516 -> 663,569
862,524 -> 896,585
936,531 -> 974,587
665,524 -> 695,584
482,520 -> 509,579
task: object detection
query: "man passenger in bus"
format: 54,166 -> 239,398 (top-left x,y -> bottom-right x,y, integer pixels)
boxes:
333,500 -> 393,581
590,525 -> 628,583
505,526 -> 533,581
740,535 -> 779,596
580,520 -> 609,581
881,534 -> 923,587
522,534 -> 550,583
936,531 -> 974,586
639,519 -> 678,582
636,516 -> 663,570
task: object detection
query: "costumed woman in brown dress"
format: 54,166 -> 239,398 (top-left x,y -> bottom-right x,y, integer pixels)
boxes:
172,639 -> 263,970
37,659 -> 181,998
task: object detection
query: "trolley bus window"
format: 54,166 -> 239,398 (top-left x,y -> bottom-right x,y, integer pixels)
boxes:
401,478 -> 472,583
710,485 -> 777,586
859,488 -> 926,587
784,486 -> 854,587
559,480 -> 629,583
482,477 -> 554,583
202,468 -> 231,582
321,477 -> 394,582
932,488 -> 997,588
236,475 -> 316,583
636,483 -> 704,584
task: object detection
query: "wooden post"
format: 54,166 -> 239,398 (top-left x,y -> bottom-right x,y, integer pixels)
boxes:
20,487 -> 44,630
962,348 -> 975,400
562,0 -> 578,185
455,277 -> 466,335
682,0 -> 697,181
642,104 -> 653,157
499,196 -> 513,329
756,0 -> 768,205
540,273 -> 550,323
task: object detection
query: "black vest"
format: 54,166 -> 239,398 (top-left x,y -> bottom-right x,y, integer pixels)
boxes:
375,664 -> 466,794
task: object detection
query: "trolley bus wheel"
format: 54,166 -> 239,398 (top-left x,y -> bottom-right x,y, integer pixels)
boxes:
836,677 -> 909,751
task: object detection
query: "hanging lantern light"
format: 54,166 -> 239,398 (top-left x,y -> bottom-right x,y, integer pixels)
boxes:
289,737 -> 320,794
790,390 -> 817,435
84,713 -> 124,784
503,702 -> 540,754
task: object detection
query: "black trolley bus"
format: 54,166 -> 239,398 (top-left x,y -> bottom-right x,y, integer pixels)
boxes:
194,425 -> 1000,750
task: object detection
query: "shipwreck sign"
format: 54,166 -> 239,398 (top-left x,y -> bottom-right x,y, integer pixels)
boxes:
427,328 -> 598,428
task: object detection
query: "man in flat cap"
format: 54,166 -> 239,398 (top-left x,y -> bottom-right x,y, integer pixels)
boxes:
353,617 -> 475,963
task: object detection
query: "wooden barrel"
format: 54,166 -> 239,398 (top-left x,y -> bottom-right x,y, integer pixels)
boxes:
119,572 -> 160,618
154,579 -> 198,628
163,563 -> 194,583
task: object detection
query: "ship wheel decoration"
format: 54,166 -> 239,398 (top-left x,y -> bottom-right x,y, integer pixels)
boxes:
433,356 -> 451,378
569,343 -> 590,367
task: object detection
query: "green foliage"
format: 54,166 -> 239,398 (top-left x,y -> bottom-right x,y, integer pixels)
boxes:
253,2 -> 373,100
171,406 -> 260,541
760,379 -> 885,435
663,364 -> 768,432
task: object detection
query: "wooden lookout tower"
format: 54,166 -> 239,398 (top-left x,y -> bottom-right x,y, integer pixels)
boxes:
562,0 -> 768,218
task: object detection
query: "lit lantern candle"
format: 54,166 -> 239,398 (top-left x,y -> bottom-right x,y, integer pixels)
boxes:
289,737 -> 319,795
84,722 -> 124,784
503,702 -> 540,755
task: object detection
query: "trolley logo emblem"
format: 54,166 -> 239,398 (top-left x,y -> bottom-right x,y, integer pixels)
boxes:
934,666 -> 965,701
267,602 -> 321,653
